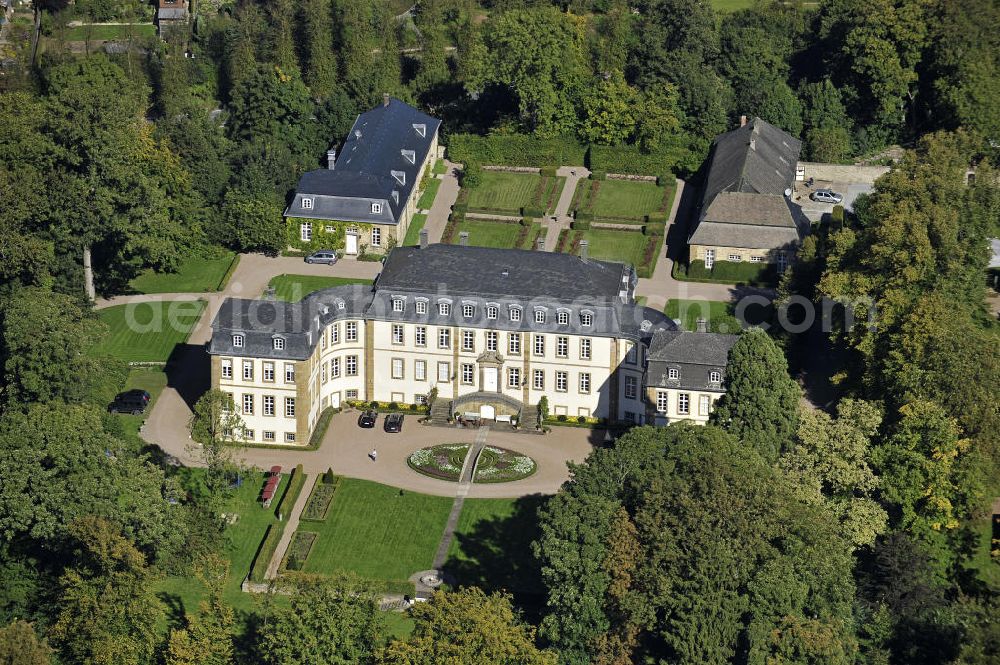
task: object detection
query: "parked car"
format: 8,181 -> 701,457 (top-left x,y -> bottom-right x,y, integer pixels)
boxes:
358,410 -> 378,428
810,189 -> 844,204
384,413 -> 404,433
118,389 -> 151,404
305,250 -> 338,265
108,393 -> 148,415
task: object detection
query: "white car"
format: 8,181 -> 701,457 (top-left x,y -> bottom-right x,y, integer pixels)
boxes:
810,189 -> 844,204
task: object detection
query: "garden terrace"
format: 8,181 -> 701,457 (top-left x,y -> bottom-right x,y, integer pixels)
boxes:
572,178 -> 675,223
461,171 -> 565,216
442,217 -> 544,250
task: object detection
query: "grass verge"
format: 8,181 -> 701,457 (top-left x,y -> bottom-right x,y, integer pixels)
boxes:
129,250 -> 238,294
402,213 -> 428,246
265,274 -> 372,301
92,300 -> 205,363
417,178 -> 441,209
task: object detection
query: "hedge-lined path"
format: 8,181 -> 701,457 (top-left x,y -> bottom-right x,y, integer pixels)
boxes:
265,473 -> 318,580
422,159 -> 461,243
546,166 -> 590,247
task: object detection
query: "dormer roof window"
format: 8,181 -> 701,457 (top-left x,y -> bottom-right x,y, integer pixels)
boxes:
232,334 -> 244,348
391,170 -> 405,186
413,123 -> 426,137
401,149 -> 416,164
273,337 -> 285,350
371,202 -> 382,214
301,197 -> 313,210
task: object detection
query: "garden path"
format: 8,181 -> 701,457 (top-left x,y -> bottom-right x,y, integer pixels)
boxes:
265,473 -> 319,580
545,166 -> 590,248
421,160 -> 461,243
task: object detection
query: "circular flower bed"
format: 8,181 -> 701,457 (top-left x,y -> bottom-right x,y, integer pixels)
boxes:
407,444 -> 470,481
473,446 -> 537,483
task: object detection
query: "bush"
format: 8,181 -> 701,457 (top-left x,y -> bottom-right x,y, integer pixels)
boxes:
308,407 -> 336,448
452,202 -> 468,215
557,414 -> 568,422
590,170 -> 607,181
249,524 -> 282,582
388,401 -> 398,410
831,205 -> 845,228
571,219 -> 591,230
574,210 -> 593,221
448,133 -> 587,167
539,166 -> 557,177
461,162 -> 482,188
656,174 -> 673,186
323,468 -> 336,484
537,396 -> 549,423
576,415 -> 587,424
521,206 -> 546,218
520,217 -> 533,226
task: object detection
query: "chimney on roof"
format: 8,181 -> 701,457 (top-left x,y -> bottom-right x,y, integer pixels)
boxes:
326,148 -> 336,170
696,318 -> 707,333
579,239 -> 589,263
740,115 -> 748,127
749,138 -> 756,151
383,93 -> 390,107
459,231 -> 469,246
419,228 -> 428,249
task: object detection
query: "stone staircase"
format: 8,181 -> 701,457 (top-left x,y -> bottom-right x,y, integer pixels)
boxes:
519,404 -> 540,431
429,398 -> 452,426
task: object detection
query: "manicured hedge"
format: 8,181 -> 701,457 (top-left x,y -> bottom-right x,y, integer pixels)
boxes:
448,134 -> 587,168
249,524 -> 282,582
590,170 -> 607,181
521,206 -> 546,218
571,219 -> 591,230
588,144 -> 684,176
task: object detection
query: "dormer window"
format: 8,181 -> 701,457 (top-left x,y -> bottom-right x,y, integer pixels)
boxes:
438,301 -> 451,316
709,370 -> 722,384
509,306 -> 522,322
273,337 -> 285,350
301,197 -> 313,210
534,310 -> 546,324
337,301 -> 345,310
486,305 -> 498,320
463,303 -> 475,318
401,149 -> 416,164
232,334 -> 244,348
391,170 -> 405,186
371,202 -> 382,214
413,123 -> 426,137
557,311 -> 569,325
668,368 -> 679,380
580,311 -> 593,326
392,298 -> 405,313
415,299 -> 428,315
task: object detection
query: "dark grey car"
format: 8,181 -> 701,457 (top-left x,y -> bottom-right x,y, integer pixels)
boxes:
305,250 -> 338,265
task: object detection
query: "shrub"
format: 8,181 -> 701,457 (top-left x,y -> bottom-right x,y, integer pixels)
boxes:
388,401 -> 398,410
521,206 -> 546,218
588,144 -> 684,176
461,162 -> 482,188
249,524 -> 281,582
537,396 -> 549,422
539,166 -> 558,177
323,468 -> 336,484
571,219 -> 591,230
520,217 -> 533,226
308,407 -> 336,448
590,170 -> 607,181
576,415 -> 587,424
452,202 -> 468,215
557,414 -> 568,422
448,133 -> 587,167
369,400 -> 379,408
831,204 -> 845,228
286,555 -> 301,571
574,210 -> 593,221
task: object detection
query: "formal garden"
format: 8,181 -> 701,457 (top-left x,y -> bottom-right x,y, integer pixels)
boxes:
407,444 -> 537,483
459,170 -> 565,217
442,216 -> 546,250
571,176 -> 675,223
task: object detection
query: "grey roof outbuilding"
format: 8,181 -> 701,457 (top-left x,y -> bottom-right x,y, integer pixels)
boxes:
645,329 -> 738,392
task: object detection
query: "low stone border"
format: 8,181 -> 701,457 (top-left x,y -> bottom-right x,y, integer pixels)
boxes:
607,173 -> 658,182
482,165 -> 541,173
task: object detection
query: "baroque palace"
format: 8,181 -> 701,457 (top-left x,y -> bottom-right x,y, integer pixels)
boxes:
209,243 -> 737,445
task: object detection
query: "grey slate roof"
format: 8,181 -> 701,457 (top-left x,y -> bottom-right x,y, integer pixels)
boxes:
689,118 -> 805,250
645,330 -> 738,392
284,98 -> 441,225
377,244 -> 632,301
157,7 -> 187,19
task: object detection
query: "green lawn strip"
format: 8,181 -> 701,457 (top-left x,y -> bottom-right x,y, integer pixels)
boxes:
402,213 -> 428,246
449,218 -> 525,249
520,223 -> 546,250
671,259 -> 778,287
65,23 -> 156,40
265,274 -> 372,302
963,516 -> 1000,590
129,250 -> 238,294
563,228 -> 649,266
466,172 -> 541,214
299,478 -> 453,591
417,178 -> 441,209
432,160 -> 447,175
588,179 -> 672,221
109,367 -> 167,449
93,300 -> 205,363
664,299 -> 741,333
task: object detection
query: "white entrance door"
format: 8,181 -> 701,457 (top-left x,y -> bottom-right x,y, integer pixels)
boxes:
705,249 -> 715,270
483,367 -> 498,392
345,234 -> 358,255
480,405 -> 496,420
330,392 -> 341,409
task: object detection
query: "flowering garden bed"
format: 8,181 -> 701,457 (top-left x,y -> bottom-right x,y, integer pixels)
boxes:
407,444 -> 471,482
473,446 -> 537,483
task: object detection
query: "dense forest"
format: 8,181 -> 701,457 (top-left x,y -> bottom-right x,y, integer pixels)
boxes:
0,0 -> 998,663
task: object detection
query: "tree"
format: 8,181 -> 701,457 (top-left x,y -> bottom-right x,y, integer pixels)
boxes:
189,389 -> 246,500
780,399 -> 888,548
710,328 -> 801,462
0,620 -> 53,664
464,8 -> 588,137
165,554 -> 234,665
50,517 -> 162,665
269,0 -> 301,76
579,73 -> 641,146
302,0 -> 337,98
379,587 -> 557,664
257,574 -> 384,665
800,79 -> 853,161
0,287 -> 118,408
221,188 -> 285,254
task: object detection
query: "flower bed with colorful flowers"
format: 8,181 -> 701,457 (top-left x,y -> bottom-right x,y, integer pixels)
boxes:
473,446 -> 537,483
407,444 -> 470,482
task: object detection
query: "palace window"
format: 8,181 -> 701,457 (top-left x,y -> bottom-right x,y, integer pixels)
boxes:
624,376 -> 637,400
709,370 -> 722,384
330,324 -> 339,344
263,362 -> 274,382
579,373 -> 591,394
508,333 -> 521,355
263,395 -> 275,416
301,197 -> 313,210
232,334 -> 244,348
300,222 -> 312,242
242,361 -> 253,381
557,311 -> 569,325
415,360 -> 426,381
461,330 -> 474,352
392,324 -> 404,345
346,355 -> 358,376
392,358 -> 404,379
273,337 -> 285,350
415,326 -> 427,347
284,432 -> 296,443
330,357 -> 340,378
392,298 -> 404,312
371,227 -> 381,247
533,335 -> 545,356
668,367 -> 679,380
656,390 -> 668,412
486,305 -> 498,320
677,393 -> 690,415
485,331 -> 498,351
556,336 -> 568,358
533,369 -> 544,390
555,371 -> 568,392
438,301 -> 451,316
284,364 -> 295,383
580,312 -> 593,327
461,364 -> 474,385
534,309 -> 546,324
699,394 -> 712,416
509,307 -> 521,322
415,300 -> 428,315
242,394 -> 254,415
437,362 -> 450,382
463,303 -> 475,318
579,338 -> 591,360
508,367 -> 521,388
438,328 -> 451,349
345,321 -> 358,342
221,359 -> 232,379
285,397 -> 296,418
371,202 -> 382,214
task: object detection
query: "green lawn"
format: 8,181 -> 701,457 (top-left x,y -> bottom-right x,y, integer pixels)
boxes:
449,219 -> 540,250
432,160 -> 447,175
110,367 -> 168,450
964,516 -> 1000,591
578,179 -> 674,221
265,274 -> 372,302
129,250 -> 238,294
297,478 -> 454,590
466,172 -> 565,215
93,300 -> 205,362
402,213 -> 428,246
417,178 -> 441,209
157,469 -> 289,620
565,228 -> 650,266
65,23 -> 156,40
665,299 -> 739,333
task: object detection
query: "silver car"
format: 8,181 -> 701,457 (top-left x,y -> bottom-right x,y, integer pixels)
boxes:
810,189 -> 844,204
305,250 -> 338,265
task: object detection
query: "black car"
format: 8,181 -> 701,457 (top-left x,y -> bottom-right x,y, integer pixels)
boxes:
118,389 -> 151,403
108,394 -> 148,415
358,410 -> 378,428
384,413 -> 404,433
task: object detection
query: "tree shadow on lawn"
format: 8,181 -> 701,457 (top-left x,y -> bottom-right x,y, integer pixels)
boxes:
444,494 -> 548,615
